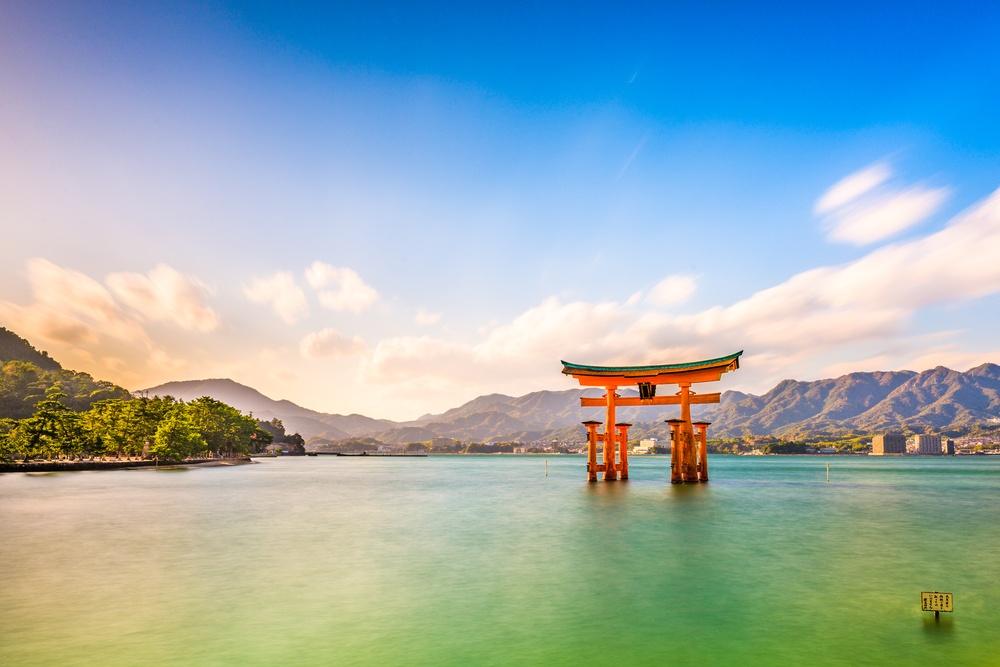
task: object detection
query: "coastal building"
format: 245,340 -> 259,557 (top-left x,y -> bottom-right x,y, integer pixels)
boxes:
915,434 -> 943,455
872,434 -> 906,455
944,439 -> 955,455
635,438 -> 665,454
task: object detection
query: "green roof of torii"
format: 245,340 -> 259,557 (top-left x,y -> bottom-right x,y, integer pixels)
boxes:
561,350 -> 743,378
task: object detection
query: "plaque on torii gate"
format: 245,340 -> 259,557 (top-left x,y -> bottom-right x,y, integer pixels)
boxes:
561,351 -> 742,483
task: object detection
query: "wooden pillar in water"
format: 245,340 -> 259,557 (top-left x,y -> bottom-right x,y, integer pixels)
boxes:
603,387 -> 618,481
583,420 -> 600,482
616,423 -> 631,480
678,384 -> 698,483
665,419 -> 683,484
693,421 -> 710,482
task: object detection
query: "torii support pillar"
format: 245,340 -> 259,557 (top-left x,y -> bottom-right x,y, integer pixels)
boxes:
666,418 -> 699,483
665,419 -> 684,484
677,384 -> 699,483
616,423 -> 631,480
602,388 -> 618,481
583,421 -> 601,482
693,421 -> 711,482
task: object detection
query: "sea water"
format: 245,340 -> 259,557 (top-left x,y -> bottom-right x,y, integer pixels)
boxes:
1,455 -> 998,666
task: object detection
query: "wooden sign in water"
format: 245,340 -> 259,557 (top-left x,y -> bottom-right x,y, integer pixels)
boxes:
921,591 -> 953,619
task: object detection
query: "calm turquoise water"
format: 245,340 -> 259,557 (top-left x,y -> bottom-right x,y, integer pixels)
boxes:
1,455 -> 998,666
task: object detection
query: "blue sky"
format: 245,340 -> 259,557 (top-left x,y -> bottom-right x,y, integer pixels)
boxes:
2,1 -> 1000,419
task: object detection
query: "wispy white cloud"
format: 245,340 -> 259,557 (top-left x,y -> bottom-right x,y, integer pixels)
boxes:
304,261 -> 379,313
243,271 -> 308,324
3,258 -> 149,346
299,327 -> 368,360
815,161 -> 950,246
107,264 -> 220,332
647,274 -> 697,306
814,162 -> 891,214
28,258 -> 121,324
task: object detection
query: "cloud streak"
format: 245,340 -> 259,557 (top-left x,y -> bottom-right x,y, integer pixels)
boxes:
108,264 -> 220,332
816,161 -> 949,246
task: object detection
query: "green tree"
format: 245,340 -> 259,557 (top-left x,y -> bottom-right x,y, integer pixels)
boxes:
125,396 -> 175,456
256,417 -> 286,441
83,396 -> 174,459
22,387 -> 88,459
0,361 -> 46,419
252,425 -> 274,452
186,396 -> 260,456
0,417 -> 20,460
84,399 -> 129,459
150,407 -> 206,461
3,420 -> 37,462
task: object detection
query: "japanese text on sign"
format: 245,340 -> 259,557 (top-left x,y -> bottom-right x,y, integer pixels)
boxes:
921,592 -> 953,612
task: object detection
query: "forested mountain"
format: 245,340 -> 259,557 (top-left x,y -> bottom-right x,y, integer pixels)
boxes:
0,328 -> 61,371
1,330 -> 277,462
0,329 -> 131,419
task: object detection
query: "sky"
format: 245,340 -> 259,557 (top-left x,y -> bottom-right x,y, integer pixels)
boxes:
2,1 -> 1000,420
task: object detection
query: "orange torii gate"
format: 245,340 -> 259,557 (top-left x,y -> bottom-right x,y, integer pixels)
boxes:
561,351 -> 742,483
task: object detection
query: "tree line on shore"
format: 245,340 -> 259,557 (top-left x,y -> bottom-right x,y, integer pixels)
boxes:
0,386 -> 278,462
0,346 -> 313,462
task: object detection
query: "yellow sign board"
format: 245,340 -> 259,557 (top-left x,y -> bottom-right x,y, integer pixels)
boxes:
921,592 -> 953,612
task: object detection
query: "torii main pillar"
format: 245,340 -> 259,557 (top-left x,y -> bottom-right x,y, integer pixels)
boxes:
562,352 -> 742,483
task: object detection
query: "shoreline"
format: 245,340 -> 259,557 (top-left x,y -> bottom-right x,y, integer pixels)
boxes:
0,457 -> 254,474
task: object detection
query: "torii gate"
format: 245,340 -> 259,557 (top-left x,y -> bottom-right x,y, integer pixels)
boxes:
561,351 -> 742,483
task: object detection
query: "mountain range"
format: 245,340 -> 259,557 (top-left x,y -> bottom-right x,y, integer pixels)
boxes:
142,363 -> 1000,444
9,324 -> 997,444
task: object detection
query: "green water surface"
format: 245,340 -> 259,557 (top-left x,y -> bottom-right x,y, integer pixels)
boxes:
1,455 -> 997,666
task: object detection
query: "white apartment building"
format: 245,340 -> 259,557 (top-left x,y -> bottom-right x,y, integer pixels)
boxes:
635,438 -> 665,454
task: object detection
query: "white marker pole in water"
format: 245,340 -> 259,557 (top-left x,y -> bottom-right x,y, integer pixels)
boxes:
826,461 -> 830,483
545,460 -> 549,476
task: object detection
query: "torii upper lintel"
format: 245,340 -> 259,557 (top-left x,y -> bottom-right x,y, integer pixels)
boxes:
560,350 -> 742,386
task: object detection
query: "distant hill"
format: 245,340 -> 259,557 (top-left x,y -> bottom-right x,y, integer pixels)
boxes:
701,364 -> 1000,438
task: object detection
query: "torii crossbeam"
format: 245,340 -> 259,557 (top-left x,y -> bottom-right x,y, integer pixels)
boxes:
561,351 -> 742,483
